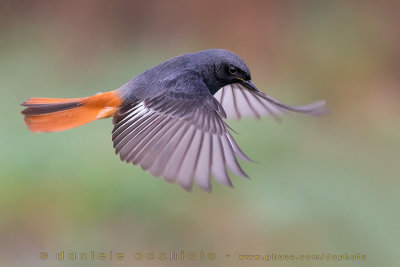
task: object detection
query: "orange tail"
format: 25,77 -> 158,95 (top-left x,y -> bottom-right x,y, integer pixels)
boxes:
21,91 -> 122,132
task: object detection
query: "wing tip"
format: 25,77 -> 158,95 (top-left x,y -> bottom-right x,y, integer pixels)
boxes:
301,100 -> 328,116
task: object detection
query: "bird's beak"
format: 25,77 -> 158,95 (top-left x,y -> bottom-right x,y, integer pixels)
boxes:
237,79 -> 259,92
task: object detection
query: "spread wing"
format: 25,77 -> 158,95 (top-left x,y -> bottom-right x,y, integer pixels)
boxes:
213,83 -> 326,120
112,91 -> 250,192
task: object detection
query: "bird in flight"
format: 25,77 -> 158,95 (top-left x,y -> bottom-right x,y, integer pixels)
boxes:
21,49 -> 325,192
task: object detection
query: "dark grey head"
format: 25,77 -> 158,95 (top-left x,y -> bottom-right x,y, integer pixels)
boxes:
191,49 -> 255,95
120,49 -> 260,101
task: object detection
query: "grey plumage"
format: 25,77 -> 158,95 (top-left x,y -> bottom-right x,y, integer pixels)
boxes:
111,49 -> 326,192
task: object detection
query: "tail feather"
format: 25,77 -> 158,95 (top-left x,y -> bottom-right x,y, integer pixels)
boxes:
21,101 -> 83,116
21,91 -> 122,133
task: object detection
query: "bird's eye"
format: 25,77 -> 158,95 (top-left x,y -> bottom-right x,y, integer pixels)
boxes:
228,66 -> 237,75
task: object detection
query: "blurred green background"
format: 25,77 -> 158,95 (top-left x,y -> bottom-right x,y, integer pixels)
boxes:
0,1 -> 399,266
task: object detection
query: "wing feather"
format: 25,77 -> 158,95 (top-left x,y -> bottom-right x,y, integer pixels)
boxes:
214,83 -> 326,120
112,91 -> 250,191
194,133 -> 212,192
211,134 -> 231,187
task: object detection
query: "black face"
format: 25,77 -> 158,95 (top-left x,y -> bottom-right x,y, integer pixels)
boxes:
217,62 -> 261,95
195,49 -> 257,95
203,61 -> 257,95
225,63 -> 251,82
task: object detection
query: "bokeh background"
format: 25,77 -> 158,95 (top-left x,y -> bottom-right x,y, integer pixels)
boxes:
0,1 -> 399,266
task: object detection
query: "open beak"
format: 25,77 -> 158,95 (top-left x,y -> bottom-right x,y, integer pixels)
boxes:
237,79 -> 259,92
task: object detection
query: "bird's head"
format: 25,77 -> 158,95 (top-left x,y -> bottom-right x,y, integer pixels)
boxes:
196,49 -> 259,95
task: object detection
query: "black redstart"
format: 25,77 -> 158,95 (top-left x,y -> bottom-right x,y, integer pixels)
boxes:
21,49 -> 325,192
